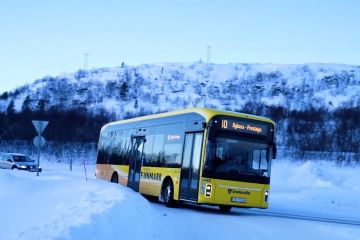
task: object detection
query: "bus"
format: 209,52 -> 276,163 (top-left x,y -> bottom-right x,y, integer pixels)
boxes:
96,108 -> 276,212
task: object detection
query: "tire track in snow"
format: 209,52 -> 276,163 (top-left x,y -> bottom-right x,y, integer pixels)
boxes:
237,209 -> 360,226
153,202 -> 360,227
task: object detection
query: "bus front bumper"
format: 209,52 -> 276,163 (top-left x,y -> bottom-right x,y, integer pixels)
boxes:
197,178 -> 269,209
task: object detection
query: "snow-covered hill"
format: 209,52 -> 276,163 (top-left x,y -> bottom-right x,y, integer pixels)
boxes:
1,63 -> 359,159
0,160 -> 359,240
1,63 -> 360,117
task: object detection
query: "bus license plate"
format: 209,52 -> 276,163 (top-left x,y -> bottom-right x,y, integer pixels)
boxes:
231,197 -> 247,203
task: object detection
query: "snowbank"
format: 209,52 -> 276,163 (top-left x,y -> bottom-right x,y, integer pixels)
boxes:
0,160 -> 359,240
0,164 -> 154,240
271,160 -> 360,221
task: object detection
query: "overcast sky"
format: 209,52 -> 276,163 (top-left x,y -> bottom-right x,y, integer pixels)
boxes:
0,0 -> 359,93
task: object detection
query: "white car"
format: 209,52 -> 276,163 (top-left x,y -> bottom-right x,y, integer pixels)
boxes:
0,153 -> 42,172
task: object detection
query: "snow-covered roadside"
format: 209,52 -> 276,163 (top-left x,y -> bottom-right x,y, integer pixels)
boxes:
0,163 -> 154,240
0,160 -> 359,240
270,160 -> 360,222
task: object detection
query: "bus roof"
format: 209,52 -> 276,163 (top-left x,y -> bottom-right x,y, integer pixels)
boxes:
104,108 -> 275,130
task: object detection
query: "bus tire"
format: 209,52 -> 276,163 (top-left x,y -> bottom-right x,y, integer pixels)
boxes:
219,205 -> 232,212
110,173 -> 119,184
163,180 -> 175,207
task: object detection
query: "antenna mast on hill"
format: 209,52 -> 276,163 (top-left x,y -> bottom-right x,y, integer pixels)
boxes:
84,53 -> 89,71
206,45 -> 211,64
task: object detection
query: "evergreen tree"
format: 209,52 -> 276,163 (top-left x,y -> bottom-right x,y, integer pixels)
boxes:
21,95 -> 31,113
0,91 -> 8,100
6,99 -> 15,116
120,82 -> 129,100
36,99 -> 45,112
134,99 -> 138,109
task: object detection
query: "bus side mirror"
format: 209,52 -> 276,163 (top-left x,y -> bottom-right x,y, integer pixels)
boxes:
272,144 -> 277,159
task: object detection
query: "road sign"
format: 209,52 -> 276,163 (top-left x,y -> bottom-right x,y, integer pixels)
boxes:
32,120 -> 49,135
31,120 -> 49,177
33,136 -> 46,147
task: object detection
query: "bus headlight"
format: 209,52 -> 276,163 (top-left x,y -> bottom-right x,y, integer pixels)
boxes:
265,190 -> 269,202
205,184 -> 212,197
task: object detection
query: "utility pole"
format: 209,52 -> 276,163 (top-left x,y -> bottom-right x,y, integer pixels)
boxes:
206,45 -> 211,64
84,53 -> 89,71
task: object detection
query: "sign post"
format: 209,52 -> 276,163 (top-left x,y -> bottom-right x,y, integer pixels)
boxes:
32,120 -> 49,176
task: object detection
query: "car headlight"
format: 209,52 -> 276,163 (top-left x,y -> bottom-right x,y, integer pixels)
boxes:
18,165 -> 27,169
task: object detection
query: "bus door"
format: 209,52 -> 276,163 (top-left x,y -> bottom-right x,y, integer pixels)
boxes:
128,136 -> 145,192
180,132 -> 203,201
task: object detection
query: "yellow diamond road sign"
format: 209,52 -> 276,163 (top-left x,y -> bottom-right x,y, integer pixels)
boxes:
32,120 -> 49,135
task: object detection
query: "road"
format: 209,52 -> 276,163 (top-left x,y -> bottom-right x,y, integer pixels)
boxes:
148,200 -> 360,240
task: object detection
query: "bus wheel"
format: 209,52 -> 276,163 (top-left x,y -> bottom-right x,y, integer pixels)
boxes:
163,180 -> 174,207
219,205 -> 232,212
110,173 -> 119,184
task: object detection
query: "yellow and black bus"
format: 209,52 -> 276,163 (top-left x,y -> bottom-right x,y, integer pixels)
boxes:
96,108 -> 276,212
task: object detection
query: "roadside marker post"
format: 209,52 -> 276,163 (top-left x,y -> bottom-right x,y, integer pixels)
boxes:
83,158 -> 88,181
32,120 -> 49,176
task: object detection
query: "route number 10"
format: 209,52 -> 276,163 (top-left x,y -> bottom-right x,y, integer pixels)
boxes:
221,120 -> 228,129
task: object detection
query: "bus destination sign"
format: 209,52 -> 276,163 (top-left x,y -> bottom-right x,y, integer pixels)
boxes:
219,119 -> 269,136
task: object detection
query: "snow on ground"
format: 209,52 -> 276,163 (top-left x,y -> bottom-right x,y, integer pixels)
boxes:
0,160 -> 360,240
269,160 -> 360,230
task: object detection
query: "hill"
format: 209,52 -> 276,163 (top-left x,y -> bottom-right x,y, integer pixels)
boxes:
0,62 -> 359,161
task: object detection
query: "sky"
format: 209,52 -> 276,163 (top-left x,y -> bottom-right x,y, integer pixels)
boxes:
0,0 -> 359,93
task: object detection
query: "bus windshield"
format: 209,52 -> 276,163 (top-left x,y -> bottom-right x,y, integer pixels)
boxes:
203,135 -> 272,183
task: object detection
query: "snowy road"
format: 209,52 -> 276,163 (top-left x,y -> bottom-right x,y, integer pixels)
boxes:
153,201 -> 360,226
238,209 -> 360,226
149,200 -> 360,240
1,160 -> 360,240
151,199 -> 360,227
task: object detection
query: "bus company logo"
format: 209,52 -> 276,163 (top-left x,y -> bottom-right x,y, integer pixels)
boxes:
227,189 -> 251,195
167,135 -> 181,141
141,172 -> 162,181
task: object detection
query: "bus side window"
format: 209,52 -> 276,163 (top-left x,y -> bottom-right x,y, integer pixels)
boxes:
163,143 -> 182,167
153,134 -> 165,167
97,133 -> 110,164
108,133 -> 115,165
114,135 -> 127,165
119,136 -> 127,165
143,135 -> 155,166
122,136 -> 131,165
